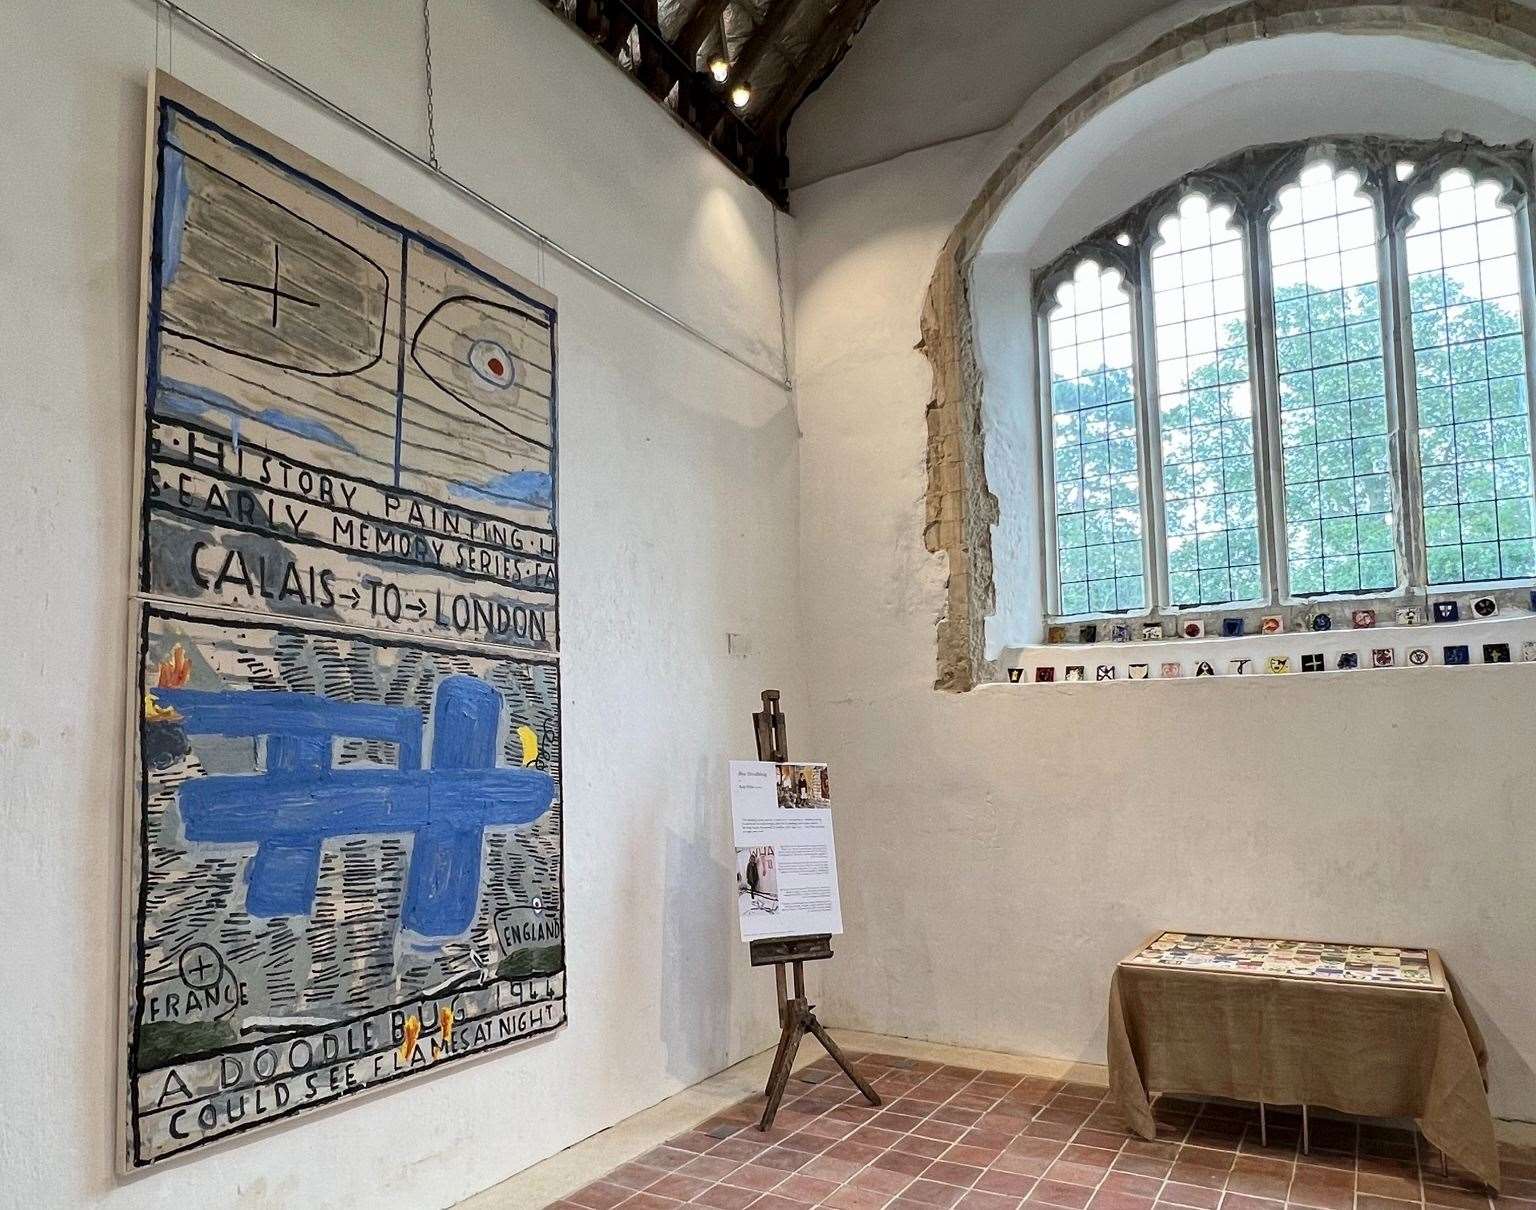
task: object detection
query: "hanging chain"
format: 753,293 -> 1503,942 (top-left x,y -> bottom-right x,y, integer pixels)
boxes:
422,0 -> 439,170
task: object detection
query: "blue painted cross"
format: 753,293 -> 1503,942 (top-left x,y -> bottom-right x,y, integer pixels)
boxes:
157,675 -> 554,937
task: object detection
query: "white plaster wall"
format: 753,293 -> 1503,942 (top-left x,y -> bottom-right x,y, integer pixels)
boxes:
790,33 -> 1536,1122
0,1 -> 799,1207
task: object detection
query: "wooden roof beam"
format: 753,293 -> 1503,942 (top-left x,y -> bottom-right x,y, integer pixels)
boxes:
728,0 -> 809,87
757,0 -> 880,131
675,0 -> 730,64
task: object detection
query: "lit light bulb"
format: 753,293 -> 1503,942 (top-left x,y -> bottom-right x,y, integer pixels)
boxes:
731,82 -> 751,109
708,55 -> 729,83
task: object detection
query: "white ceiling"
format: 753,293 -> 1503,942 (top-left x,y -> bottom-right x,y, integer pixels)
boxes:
786,0 -> 1182,188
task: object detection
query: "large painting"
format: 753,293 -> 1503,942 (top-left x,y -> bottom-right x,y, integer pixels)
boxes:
122,75 -> 563,1170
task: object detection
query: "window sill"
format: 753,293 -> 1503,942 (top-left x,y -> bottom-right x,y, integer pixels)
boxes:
1001,611 -> 1536,683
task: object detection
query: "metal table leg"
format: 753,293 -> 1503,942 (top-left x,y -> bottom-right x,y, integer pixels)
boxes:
1259,1101 -> 1268,1148
1301,1104 -> 1309,1155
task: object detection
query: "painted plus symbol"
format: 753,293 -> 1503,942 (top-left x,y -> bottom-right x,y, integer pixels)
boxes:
218,244 -> 319,327
184,950 -> 216,982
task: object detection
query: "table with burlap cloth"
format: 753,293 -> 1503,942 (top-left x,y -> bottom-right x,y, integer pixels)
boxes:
1107,932 -> 1500,1192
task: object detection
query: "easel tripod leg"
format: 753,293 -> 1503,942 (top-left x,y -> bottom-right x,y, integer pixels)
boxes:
804,1014 -> 881,1106
758,1007 -> 807,1131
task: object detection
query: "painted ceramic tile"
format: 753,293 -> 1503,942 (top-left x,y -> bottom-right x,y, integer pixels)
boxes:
1351,609 -> 1376,629
1034,667 -> 1056,682
1078,624 -> 1098,644
1444,645 -> 1470,665
1300,653 -> 1324,672
1336,652 -> 1359,670
1372,647 -> 1395,668
1007,667 -> 1024,683
1180,619 -> 1205,639
1141,622 -> 1164,641
1128,663 -> 1149,680
1260,615 -> 1285,634
1407,647 -> 1431,666
1064,665 -> 1085,682
1047,625 -> 1069,644
1160,661 -> 1183,678
1111,623 -> 1131,643
1123,931 -> 1436,989
1228,658 -> 1252,675
1194,660 -> 1216,677
1483,642 -> 1511,664
1267,655 -> 1290,674
1433,600 -> 1460,623
1522,641 -> 1536,663
1472,595 -> 1499,618
1096,664 -> 1117,681
1309,612 -> 1332,632
1395,607 -> 1420,626
1221,617 -> 1245,637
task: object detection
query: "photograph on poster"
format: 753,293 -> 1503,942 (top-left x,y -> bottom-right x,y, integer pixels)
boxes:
736,846 -> 780,918
775,762 -> 830,809
729,761 -> 843,941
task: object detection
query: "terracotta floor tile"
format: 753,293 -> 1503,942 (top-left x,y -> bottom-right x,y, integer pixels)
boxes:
1357,1194 -> 1422,1210
1424,1182 -> 1494,1210
647,1174 -> 711,1202
570,1181 -> 635,1210
1045,1161 -> 1112,1188
1224,1159 -> 1292,1200
1029,1180 -> 1096,1209
876,1150 -> 936,1177
1087,1190 -> 1153,1210
902,1179 -> 967,1208
1287,1163 -> 1354,1209
750,1195 -> 811,1210
775,1172 -> 841,1202
1168,1162 -> 1230,1190
1219,1194 -> 1283,1210
854,1165 -> 920,1195
967,1130 -> 1021,1151
1112,1154 -> 1173,1181
992,1155 -> 1055,1179
830,1141 -> 890,1165
799,1153 -> 864,1183
956,1191 -> 1025,1210
924,1160 -> 985,1188
1177,1147 -> 1237,1172
1026,1121 -> 1082,1143
669,1133 -> 723,1155
678,1155 -> 742,1182
917,1121 -> 973,1144
1099,1171 -> 1161,1199
950,1145 -> 1007,1167
1010,1139 -> 1070,1162
722,1165 -> 786,1192
752,1148 -> 812,1174
1358,1171 -> 1423,1200
1124,1142 -> 1180,1162
822,1185 -> 898,1210
709,1139 -> 769,1163
617,1194 -> 684,1209
1490,1197 -> 1535,1210
1078,1130 -> 1134,1152
608,1166 -> 671,1192
896,1136 -> 956,1161
687,1184 -> 760,1210
639,1148 -> 698,1173
1160,1182 -> 1224,1209
976,1171 -> 1040,1198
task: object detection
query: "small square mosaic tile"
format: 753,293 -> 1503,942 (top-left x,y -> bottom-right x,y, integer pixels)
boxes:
547,1052 -> 1532,1210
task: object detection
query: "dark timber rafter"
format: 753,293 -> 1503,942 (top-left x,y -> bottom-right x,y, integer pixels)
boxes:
538,0 -> 884,205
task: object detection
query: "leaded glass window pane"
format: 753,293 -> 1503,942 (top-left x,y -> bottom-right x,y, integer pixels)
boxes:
1268,161 -> 1397,595
1150,193 -> 1263,606
1046,259 -> 1146,615
1405,170 -> 1536,584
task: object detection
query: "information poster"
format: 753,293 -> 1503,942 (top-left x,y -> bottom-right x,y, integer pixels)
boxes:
729,761 -> 843,941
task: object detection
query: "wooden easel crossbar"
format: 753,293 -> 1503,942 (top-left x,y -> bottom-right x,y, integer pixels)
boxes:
747,690 -> 880,1130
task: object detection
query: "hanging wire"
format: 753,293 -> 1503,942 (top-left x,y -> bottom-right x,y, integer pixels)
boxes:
143,0 -> 791,392
422,0 -> 439,170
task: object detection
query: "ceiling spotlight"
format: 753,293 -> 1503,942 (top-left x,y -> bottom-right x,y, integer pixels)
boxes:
708,54 -> 730,82
731,82 -> 752,109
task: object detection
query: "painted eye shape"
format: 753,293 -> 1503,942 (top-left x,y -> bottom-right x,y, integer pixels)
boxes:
468,338 -> 516,388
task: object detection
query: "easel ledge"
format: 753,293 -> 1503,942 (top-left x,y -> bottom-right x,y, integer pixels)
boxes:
747,690 -> 880,1131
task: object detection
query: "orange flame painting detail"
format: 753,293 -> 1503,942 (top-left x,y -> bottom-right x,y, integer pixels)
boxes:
398,1014 -> 421,1063
438,1006 -> 455,1049
157,643 -> 191,688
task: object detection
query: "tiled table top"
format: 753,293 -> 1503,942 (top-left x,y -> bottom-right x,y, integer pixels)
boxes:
547,1051 -> 1533,1210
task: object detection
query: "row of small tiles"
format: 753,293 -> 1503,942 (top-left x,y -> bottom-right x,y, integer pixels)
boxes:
1047,592 -> 1536,646
549,1051 -> 1534,1210
1011,640 -> 1535,681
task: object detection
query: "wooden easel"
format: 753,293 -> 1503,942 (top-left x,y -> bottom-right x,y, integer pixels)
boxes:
748,690 -> 881,1130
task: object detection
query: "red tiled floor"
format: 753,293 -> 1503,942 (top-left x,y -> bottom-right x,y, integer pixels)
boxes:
545,1054 -> 1514,1210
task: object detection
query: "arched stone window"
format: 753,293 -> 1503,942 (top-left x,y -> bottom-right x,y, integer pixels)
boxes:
1031,136 -> 1535,627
